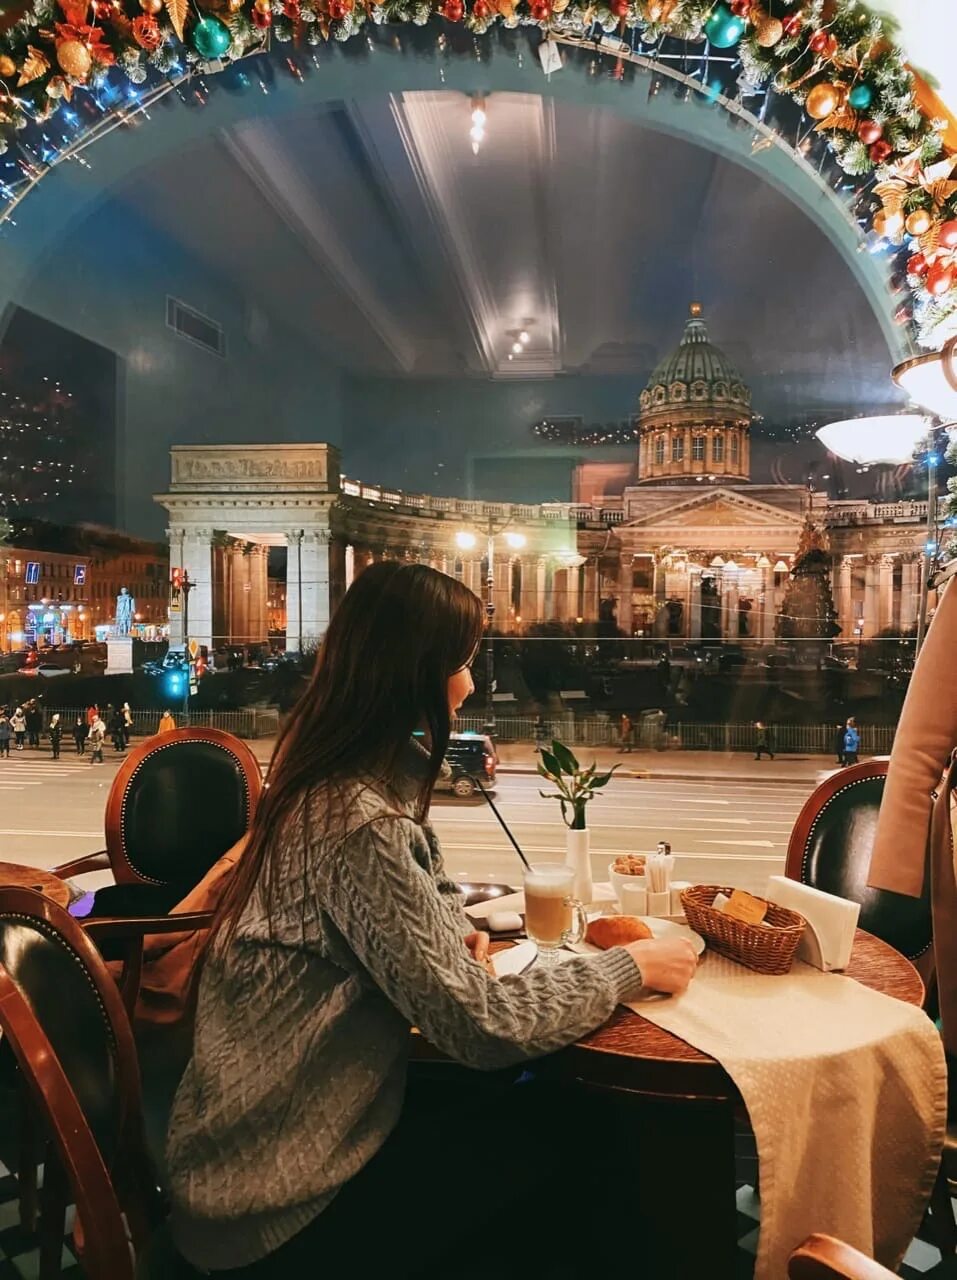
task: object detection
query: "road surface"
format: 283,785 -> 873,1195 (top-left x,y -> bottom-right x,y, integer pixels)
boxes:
0,750 -> 811,897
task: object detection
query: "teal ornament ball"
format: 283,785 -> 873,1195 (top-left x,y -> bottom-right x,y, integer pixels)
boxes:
704,3 -> 746,48
191,15 -> 232,59
848,83 -> 874,110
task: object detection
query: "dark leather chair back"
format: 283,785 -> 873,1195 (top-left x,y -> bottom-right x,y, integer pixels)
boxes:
0,894 -> 123,1155
0,889 -> 150,1279
107,728 -> 262,893
785,760 -> 932,965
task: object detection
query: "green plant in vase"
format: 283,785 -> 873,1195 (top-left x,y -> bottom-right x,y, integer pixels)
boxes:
537,739 -> 617,828
537,739 -> 616,904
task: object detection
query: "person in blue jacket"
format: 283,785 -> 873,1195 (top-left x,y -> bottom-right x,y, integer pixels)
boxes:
843,717 -> 860,766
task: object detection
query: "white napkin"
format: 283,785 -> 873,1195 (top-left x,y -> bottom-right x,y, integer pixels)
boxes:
765,875 -> 861,972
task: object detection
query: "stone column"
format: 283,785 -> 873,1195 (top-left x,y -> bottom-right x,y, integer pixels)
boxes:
518,557 -> 537,625
722,569 -> 740,639
618,555 -> 634,637
301,530 -> 331,650
835,557 -> 853,638
345,544 -> 355,591
878,555 -> 895,633
862,557 -> 880,638
584,560 -> 600,623
536,557 -> 548,623
688,567 -> 702,642
249,545 -> 268,645
285,529 -> 304,653
899,556 -> 919,632
494,558 -> 511,630
180,528 -> 213,650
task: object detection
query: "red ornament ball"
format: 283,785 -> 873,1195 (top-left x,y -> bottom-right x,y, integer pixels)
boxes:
857,119 -> 882,145
939,220 -> 957,250
808,29 -> 836,57
610,0 -> 629,15
729,0 -> 751,13
442,0 -> 464,17
530,0 -> 550,17
473,0 -> 491,14
251,4 -> 272,24
327,0 -> 346,15
926,264 -> 955,297
906,252 -> 928,278
131,12 -> 162,47
781,12 -> 802,36
868,139 -> 892,164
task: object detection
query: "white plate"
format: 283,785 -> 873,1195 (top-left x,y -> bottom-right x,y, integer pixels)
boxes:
567,916 -> 705,958
489,939 -> 538,977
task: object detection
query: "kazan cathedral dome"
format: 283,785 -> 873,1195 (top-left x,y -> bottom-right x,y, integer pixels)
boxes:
637,303 -> 753,485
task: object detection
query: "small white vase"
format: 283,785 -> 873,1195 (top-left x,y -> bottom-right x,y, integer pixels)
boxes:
565,827 -> 593,906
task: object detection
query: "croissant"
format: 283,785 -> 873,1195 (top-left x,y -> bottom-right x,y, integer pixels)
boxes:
585,915 -> 653,950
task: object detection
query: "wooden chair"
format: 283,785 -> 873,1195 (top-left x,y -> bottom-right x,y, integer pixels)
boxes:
0,887 -> 166,1278
788,1234 -> 899,1279
53,727 -> 262,919
785,758 -> 933,981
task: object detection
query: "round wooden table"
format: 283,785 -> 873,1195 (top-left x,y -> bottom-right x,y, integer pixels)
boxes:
492,929 -> 924,1280
0,862 -> 72,910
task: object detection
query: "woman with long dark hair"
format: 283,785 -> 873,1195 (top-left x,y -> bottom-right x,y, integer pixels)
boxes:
167,562 -> 696,1277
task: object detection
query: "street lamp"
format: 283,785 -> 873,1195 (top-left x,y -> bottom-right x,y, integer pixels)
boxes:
455,521 -> 526,733
892,337 -> 957,424
816,414 -> 934,651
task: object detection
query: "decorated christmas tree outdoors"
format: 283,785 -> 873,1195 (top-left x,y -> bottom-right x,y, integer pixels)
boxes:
776,517 -> 840,640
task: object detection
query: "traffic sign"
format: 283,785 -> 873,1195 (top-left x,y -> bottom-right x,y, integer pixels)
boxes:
188,638 -> 199,660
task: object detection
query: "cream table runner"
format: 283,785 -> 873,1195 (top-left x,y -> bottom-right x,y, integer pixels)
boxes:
632,951 -> 946,1280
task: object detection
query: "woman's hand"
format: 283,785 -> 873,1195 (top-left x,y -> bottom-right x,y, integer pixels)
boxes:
464,930 -> 495,975
625,937 -> 698,995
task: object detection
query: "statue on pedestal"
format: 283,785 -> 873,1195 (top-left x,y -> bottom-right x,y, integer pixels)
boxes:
114,587 -> 135,637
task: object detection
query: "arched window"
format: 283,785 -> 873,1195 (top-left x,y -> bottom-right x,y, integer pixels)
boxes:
672,435 -> 684,462
692,436 -> 705,461
730,432 -> 739,463
654,435 -> 666,465
712,434 -> 725,463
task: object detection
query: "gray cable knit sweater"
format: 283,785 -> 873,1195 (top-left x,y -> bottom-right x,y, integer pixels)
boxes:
166,756 -> 642,1270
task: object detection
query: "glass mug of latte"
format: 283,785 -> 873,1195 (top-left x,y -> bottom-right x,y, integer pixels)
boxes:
523,864 -> 588,952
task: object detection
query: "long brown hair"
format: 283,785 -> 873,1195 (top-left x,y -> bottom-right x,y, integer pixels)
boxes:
211,561 -> 483,952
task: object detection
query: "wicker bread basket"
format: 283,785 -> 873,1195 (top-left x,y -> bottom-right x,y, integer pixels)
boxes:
681,885 -> 807,975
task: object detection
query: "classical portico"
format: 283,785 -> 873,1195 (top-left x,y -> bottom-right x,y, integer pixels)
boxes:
587,486 -> 809,640
156,444 -> 340,652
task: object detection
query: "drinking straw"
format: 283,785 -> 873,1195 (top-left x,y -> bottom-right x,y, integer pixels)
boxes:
473,774 -> 532,871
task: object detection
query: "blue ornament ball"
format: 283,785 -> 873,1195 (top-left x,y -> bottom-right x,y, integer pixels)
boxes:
704,3 -> 746,48
848,83 -> 874,110
191,15 -> 232,59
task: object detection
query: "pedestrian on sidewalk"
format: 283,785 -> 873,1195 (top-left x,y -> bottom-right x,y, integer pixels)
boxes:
158,709 -> 177,734
833,722 -> 846,766
88,714 -> 106,764
25,701 -> 42,748
72,714 -> 87,755
11,707 -> 26,751
843,717 -> 860,767
532,715 -> 548,754
86,703 -> 98,728
0,713 -> 11,758
618,712 -> 633,754
109,705 -> 127,752
754,721 -> 775,760
48,713 -> 62,761
123,701 -> 134,746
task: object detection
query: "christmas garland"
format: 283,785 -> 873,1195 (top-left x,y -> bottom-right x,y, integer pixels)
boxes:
0,0 -> 955,348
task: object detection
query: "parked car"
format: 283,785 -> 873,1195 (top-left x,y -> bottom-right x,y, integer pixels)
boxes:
418,732 -> 497,798
25,664 -> 71,678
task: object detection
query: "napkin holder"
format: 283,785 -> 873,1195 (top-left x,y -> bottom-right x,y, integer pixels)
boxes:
765,876 -> 860,972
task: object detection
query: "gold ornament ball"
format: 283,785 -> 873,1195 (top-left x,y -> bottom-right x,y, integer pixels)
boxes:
905,208 -> 933,237
57,38 -> 92,80
254,0 -> 272,12
139,0 -> 163,13
872,207 -> 903,240
227,0 -> 243,10
755,15 -> 783,46
805,81 -> 840,120
0,54 -> 15,77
